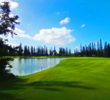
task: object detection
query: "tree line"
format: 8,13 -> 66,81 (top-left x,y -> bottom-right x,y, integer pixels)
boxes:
74,39 -> 110,57
1,42 -> 72,56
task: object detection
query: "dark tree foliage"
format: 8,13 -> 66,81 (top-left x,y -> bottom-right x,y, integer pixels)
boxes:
17,43 -> 23,56
31,46 -> 33,56
24,45 -> 28,56
58,47 -> 71,56
103,42 -> 108,57
0,2 -> 19,36
53,46 -> 56,56
0,2 -> 19,80
45,47 -> 48,56
49,49 -> 53,56
0,38 -> 16,80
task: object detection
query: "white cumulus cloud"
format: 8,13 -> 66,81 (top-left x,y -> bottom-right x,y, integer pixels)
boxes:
33,27 -> 75,45
81,24 -> 86,28
0,28 -> 32,39
60,17 -> 70,25
0,0 -> 18,10
14,28 -> 32,39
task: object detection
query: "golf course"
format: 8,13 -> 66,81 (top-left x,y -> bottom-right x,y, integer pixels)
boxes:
0,57 -> 110,100
1,0 -> 110,100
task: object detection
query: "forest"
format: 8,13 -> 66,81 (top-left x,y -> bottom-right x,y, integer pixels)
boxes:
1,38 -> 110,57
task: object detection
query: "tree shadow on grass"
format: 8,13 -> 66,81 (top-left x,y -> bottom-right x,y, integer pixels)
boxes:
26,81 -> 97,91
0,78 -> 97,92
0,77 -> 28,100
0,92 -> 24,100
0,77 -> 28,91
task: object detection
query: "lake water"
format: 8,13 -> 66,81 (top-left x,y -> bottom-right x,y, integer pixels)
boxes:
9,58 -> 65,76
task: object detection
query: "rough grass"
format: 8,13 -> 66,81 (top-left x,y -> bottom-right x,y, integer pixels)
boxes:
0,57 -> 110,100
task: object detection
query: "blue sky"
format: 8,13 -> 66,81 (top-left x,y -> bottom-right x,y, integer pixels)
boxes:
1,0 -> 110,52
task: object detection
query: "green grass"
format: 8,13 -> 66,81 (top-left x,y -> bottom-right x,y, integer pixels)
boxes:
0,57 -> 110,100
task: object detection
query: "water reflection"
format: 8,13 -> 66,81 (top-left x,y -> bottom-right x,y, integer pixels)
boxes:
9,58 -> 65,76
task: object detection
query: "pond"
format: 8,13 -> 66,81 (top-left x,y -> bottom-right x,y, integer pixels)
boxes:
9,58 -> 65,76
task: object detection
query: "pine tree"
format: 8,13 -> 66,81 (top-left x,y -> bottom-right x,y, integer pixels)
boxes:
31,46 -> 33,56
103,42 -> 108,57
54,46 -> 57,56
45,47 -> 48,56
18,43 -> 23,56
24,45 -> 28,56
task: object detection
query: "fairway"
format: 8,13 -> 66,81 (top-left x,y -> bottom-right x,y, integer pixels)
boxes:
0,57 -> 110,100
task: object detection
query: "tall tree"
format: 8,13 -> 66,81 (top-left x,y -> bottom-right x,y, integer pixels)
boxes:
45,47 -> 48,56
24,45 -> 28,56
17,43 -> 23,56
0,2 -> 19,36
66,47 -> 68,55
103,42 -> 108,57
31,46 -> 33,56
54,46 -> 57,56
0,1 -> 19,80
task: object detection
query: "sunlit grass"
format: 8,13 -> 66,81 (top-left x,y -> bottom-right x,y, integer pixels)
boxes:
0,57 -> 110,100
